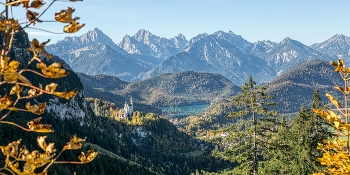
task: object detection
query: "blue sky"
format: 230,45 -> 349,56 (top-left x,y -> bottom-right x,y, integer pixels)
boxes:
18,0 -> 350,45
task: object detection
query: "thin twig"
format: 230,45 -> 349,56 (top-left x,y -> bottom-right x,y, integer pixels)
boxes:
0,121 -> 31,132
13,82 -> 50,94
22,0 -> 57,30
20,68 -> 47,77
20,57 -> 42,73
27,27 -> 65,34
54,161 -> 90,164
43,148 -> 66,172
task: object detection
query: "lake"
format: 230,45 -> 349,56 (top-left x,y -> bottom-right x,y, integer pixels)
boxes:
160,104 -> 210,119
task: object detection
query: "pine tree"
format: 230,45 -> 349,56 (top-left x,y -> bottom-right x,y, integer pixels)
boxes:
288,90 -> 332,174
260,90 -> 332,174
213,76 -> 278,175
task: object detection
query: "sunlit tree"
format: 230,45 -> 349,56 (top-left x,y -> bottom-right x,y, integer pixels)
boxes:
313,59 -> 350,175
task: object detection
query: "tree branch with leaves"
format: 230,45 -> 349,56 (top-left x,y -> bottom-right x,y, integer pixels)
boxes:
0,0 -> 97,174
312,59 -> 350,175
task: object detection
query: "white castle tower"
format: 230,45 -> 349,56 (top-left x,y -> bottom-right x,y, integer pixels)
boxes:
120,96 -> 134,119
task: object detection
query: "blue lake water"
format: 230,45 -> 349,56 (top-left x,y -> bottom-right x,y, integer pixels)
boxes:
160,104 -> 210,119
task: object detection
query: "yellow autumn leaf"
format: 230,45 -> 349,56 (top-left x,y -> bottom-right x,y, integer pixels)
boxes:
330,61 -> 338,68
55,7 -> 77,23
10,84 -> 22,95
45,83 -> 58,93
78,149 -> 98,163
333,59 -> 345,73
3,73 -> 18,82
1,139 -> 21,157
27,85 -> 43,97
26,10 -> 42,25
63,21 -> 85,33
334,121 -> 341,129
0,94 -> 12,110
53,90 -> 77,100
334,86 -> 345,94
64,134 -> 86,150
30,0 -> 45,9
25,102 -> 46,115
28,39 -> 50,53
27,117 -> 53,133
38,62 -> 69,78
312,108 -> 329,118
326,93 -> 341,108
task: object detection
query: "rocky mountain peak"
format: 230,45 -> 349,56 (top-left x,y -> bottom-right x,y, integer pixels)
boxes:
134,29 -> 156,43
211,30 -> 253,54
321,34 -> 350,46
279,37 -> 306,48
280,37 -> 292,44
51,28 -> 120,53
228,31 -> 237,37
311,34 -> 350,62
176,33 -> 186,39
173,33 -> 187,48
79,28 -> 115,45
251,40 -> 276,56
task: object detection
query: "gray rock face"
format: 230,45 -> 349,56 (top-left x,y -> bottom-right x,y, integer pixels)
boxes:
6,31 -> 93,120
143,32 -> 276,85
117,29 -> 188,61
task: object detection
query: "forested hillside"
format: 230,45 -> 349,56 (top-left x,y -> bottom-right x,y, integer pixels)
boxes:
78,71 -> 240,108
265,59 -> 342,113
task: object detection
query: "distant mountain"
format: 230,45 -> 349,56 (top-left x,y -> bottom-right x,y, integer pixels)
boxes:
77,73 -> 161,113
114,71 -> 241,106
311,34 -> 350,63
265,59 -> 342,113
142,31 -> 276,85
117,29 -> 188,60
47,27 -> 123,53
46,28 -> 160,81
252,37 -> 332,76
48,29 -> 350,86
210,30 -> 253,54
250,40 -> 277,58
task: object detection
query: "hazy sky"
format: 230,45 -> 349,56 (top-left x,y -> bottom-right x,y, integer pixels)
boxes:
18,0 -> 350,45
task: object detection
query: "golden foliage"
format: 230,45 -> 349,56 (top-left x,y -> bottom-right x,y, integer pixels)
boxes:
63,21 -> 85,33
64,134 -> 86,150
37,62 -> 69,78
78,149 -> 98,163
314,59 -> 350,174
27,117 -> 53,132
55,7 -> 77,23
0,0 -> 95,174
0,19 -> 20,32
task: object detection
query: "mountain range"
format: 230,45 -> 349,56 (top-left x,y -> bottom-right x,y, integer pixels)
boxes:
46,28 -> 350,85
5,26 -> 348,174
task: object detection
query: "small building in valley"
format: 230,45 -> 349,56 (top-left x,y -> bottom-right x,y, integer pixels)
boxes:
117,97 -> 134,119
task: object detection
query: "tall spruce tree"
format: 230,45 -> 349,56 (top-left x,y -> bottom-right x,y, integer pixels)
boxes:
260,90 -> 332,174
213,76 -> 278,175
288,90 -> 332,174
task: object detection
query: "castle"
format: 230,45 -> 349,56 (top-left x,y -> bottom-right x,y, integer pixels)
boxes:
117,97 -> 134,119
